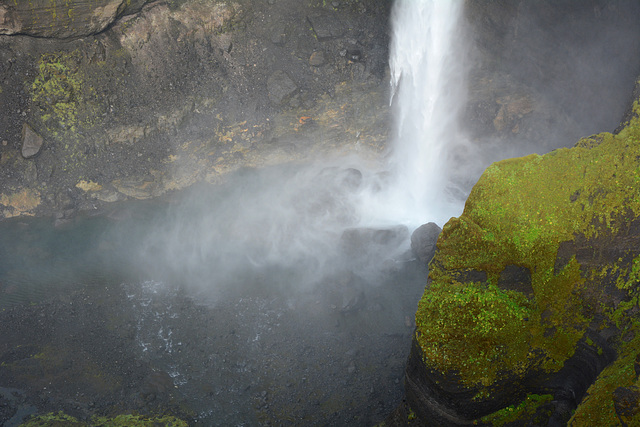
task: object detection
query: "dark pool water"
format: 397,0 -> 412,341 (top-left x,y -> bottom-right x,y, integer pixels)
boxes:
0,165 -> 428,425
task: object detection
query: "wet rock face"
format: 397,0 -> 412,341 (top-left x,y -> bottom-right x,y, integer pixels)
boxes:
463,0 -> 640,169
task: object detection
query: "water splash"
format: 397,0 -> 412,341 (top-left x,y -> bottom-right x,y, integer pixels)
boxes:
383,0 -> 471,227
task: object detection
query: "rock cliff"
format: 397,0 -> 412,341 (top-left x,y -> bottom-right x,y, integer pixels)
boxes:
0,0 -> 392,220
1,0 -> 638,222
1,1 -> 640,423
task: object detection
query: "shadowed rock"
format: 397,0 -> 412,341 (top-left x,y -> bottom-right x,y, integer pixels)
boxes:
410,222 -> 441,264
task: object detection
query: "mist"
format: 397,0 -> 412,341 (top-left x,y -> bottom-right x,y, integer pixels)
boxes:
133,159 -> 414,301
129,0 -> 471,300
125,0 -> 640,303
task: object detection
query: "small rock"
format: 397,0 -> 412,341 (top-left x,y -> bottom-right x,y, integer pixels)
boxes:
309,51 -> 325,66
270,27 -> 287,45
267,70 -> 298,105
21,123 -> 44,159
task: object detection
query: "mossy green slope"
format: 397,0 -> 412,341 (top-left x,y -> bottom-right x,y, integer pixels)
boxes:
415,102 -> 640,421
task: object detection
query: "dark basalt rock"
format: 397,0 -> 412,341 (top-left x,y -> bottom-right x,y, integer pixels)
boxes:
497,264 -> 533,297
613,386 -> 640,422
307,12 -> 346,41
267,70 -> 298,106
410,222 -> 441,265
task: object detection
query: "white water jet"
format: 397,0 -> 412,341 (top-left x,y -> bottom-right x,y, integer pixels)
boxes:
366,0 -> 471,227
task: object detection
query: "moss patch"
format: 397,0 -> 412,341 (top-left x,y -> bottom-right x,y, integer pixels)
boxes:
30,50 -> 95,134
416,102 -> 640,389
19,412 -> 188,426
479,393 -> 553,426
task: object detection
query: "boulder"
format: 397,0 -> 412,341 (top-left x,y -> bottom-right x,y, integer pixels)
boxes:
410,222 -> 441,264
402,101 -> 640,425
307,13 -> 345,41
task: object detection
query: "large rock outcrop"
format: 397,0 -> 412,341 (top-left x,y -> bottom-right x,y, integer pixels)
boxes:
395,92 -> 640,425
0,0 -> 152,38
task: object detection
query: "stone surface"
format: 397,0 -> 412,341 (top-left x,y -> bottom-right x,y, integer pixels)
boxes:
267,70 -> 298,105
410,222 -> 441,264
400,97 -> 640,425
309,50 -> 325,66
20,123 -> 43,159
307,13 -> 345,41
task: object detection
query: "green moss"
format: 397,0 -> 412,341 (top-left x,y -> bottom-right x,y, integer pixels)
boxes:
19,411 -> 83,426
30,50 -> 99,136
31,51 -> 78,132
416,102 -> 640,388
569,322 -> 640,426
91,414 -> 189,426
20,412 -> 188,427
480,394 -> 553,426
416,281 -> 533,386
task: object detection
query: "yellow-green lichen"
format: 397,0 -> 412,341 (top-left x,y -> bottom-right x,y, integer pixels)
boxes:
19,411 -> 83,426
479,393 -> 553,426
30,50 -> 97,135
416,101 -> 640,388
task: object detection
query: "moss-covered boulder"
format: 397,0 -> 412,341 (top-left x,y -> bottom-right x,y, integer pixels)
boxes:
402,98 -> 640,425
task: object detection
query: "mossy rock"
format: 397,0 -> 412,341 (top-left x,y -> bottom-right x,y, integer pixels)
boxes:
410,101 -> 640,424
19,411 -> 189,427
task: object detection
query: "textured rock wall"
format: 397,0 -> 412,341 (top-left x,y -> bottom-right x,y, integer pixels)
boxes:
1,0 -> 639,221
0,0 -> 391,220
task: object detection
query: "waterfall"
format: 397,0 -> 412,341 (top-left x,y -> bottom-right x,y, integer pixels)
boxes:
384,0 -> 470,227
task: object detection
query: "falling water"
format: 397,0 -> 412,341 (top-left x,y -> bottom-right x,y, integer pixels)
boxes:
384,0 -> 470,227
